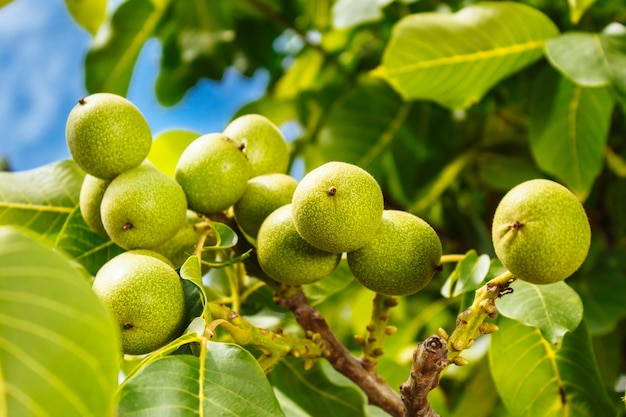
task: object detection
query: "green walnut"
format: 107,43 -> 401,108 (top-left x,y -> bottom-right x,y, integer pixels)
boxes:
65,93 -> 152,179
92,250 -> 187,355
491,179 -> 591,285
175,133 -> 250,214
291,161 -> 384,253
348,210 -> 442,296
223,114 -> 290,177
233,173 -> 298,240
79,174 -> 110,237
101,164 -> 187,250
256,204 -> 341,285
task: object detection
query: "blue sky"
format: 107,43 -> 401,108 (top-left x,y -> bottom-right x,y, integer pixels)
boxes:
0,0 -> 268,171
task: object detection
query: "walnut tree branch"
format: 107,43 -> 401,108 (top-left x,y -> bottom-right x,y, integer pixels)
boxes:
400,336 -> 449,417
275,289 -> 405,417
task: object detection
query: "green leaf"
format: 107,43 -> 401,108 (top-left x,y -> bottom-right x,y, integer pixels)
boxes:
0,160 -> 84,243
269,359 -> 367,417
529,69 -> 614,199
180,255 -> 204,289
0,226 -> 120,417
55,206 -> 124,276
154,0 -> 237,105
304,259 -> 355,306
331,0 -> 393,29
441,250 -> 490,298
118,342 -> 285,417
65,0 -> 107,35
605,147 -> 626,178
545,29 -> 626,98
86,0 -> 168,95
449,358 -> 499,417
575,266 -> 626,335
568,0 -> 596,24
496,280 -> 583,345
0,0 -> 13,8
376,2 -> 559,109
275,49 -> 325,100
408,150 -> 476,215
154,1 -> 280,105
208,221 -> 238,249
147,130 -> 200,177
476,154 -> 543,192
316,76 -> 456,206
571,245 -> 626,334
489,318 -> 617,417
181,272 -> 206,322
604,180 -> 626,241
179,255 -> 208,321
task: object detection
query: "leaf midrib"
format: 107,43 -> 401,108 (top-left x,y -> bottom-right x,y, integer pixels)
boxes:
0,202 -> 73,214
387,40 -> 546,74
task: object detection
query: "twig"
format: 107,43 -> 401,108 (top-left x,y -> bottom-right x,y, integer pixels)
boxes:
275,289 -> 405,417
446,270 -> 514,362
359,293 -> 398,365
207,302 -> 327,372
400,336 -> 449,417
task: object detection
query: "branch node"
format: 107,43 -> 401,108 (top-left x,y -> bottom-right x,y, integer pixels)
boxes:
479,322 -> 499,334
385,326 -> 398,336
452,356 -> 469,366
400,335 -> 449,417
437,328 -> 449,341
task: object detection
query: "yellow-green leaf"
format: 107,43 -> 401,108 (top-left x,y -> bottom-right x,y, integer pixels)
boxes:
65,0 -> 107,35
147,130 -> 200,177
55,206 -> 124,276
331,0 -> 393,29
568,0 -> 596,24
0,226 -> 120,417
530,69 -> 614,199
376,2 -> 559,109
118,342 -> 285,416
489,318 -> 616,417
496,280 -> 583,344
545,30 -> 626,99
0,160 -> 84,243
86,0 -> 169,95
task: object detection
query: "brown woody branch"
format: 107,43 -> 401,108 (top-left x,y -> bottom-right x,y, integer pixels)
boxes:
400,336 -> 449,417
275,289 -> 405,417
